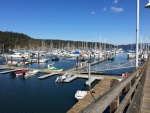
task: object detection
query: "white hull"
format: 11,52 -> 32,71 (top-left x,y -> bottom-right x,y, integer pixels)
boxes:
75,90 -> 88,100
55,72 -> 73,82
24,70 -> 39,78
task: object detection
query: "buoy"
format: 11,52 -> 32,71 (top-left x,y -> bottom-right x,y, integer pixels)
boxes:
122,73 -> 126,79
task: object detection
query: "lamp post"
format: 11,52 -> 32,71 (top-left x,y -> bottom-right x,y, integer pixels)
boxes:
145,0 -> 150,8
136,0 -> 150,68
136,0 -> 139,68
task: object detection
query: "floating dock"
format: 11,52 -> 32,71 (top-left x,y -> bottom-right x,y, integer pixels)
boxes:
38,73 -> 58,79
0,67 -> 6,70
0,69 -> 22,74
63,74 -> 122,85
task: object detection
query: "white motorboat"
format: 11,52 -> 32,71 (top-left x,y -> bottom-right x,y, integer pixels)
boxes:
127,50 -> 136,59
75,90 -> 88,100
6,61 -> 18,65
38,58 -> 48,63
45,63 -> 63,71
55,71 -> 72,82
9,52 -> 23,58
24,70 -> 39,78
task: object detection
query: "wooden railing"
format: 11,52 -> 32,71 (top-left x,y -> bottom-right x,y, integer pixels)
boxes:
81,61 -> 147,113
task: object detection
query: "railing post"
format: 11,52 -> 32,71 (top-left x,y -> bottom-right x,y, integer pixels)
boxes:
110,96 -> 120,113
124,73 -> 131,93
110,79 -> 120,113
124,82 -> 131,93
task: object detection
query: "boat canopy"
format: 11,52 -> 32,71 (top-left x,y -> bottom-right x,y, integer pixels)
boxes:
73,51 -> 81,54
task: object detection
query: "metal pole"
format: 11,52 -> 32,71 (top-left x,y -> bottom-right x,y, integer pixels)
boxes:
88,62 -> 91,90
3,44 -> 4,54
136,0 -> 139,67
77,56 -> 79,73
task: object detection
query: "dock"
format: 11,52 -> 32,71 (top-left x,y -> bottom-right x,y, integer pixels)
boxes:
67,58 -> 147,113
0,67 -> 6,70
1,54 -> 150,113
67,78 -> 114,113
38,72 -> 58,79
63,74 -> 122,85
0,69 -> 22,74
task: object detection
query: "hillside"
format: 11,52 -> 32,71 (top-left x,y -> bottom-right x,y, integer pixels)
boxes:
0,31 -> 114,50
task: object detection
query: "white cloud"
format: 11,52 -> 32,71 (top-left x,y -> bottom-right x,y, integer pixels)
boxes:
114,0 -> 118,4
110,7 -> 124,12
102,7 -> 107,11
91,11 -> 96,15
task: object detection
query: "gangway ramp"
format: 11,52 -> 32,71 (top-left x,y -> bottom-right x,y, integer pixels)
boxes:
90,61 -> 136,72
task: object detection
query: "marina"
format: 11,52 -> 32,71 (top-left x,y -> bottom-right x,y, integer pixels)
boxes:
0,0 -> 150,112
0,51 -> 146,113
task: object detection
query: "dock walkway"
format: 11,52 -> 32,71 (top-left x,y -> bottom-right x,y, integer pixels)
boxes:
0,67 -> 6,70
0,69 -> 22,74
38,73 -> 58,79
64,74 -> 122,85
140,55 -> 150,112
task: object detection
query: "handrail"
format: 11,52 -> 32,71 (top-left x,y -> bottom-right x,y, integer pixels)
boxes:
81,63 -> 146,113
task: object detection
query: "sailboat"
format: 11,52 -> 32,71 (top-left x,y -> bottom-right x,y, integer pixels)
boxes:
127,43 -> 136,59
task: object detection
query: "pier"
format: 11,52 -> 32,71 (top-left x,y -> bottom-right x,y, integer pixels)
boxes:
67,55 -> 150,113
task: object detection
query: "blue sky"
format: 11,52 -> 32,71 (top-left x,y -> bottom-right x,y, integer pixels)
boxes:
0,0 -> 150,45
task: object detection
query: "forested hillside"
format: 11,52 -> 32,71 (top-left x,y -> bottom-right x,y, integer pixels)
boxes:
0,31 -> 114,50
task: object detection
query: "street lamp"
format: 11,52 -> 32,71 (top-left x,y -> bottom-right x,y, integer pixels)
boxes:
136,0 -> 139,68
145,0 -> 150,8
136,0 -> 150,68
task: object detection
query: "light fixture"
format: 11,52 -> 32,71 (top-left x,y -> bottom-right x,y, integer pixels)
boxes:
145,0 -> 150,8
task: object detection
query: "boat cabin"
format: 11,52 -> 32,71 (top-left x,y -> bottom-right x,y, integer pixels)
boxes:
47,64 -> 54,68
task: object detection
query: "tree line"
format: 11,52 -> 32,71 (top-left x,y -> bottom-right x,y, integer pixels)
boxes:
0,31 -> 114,51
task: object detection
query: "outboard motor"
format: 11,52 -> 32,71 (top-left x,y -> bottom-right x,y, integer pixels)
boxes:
22,72 -> 26,79
10,72 -> 16,78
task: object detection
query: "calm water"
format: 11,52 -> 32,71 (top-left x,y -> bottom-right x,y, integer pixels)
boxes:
0,52 -> 134,113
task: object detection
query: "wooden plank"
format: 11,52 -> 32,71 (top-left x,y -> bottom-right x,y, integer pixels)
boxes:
140,55 -> 150,113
